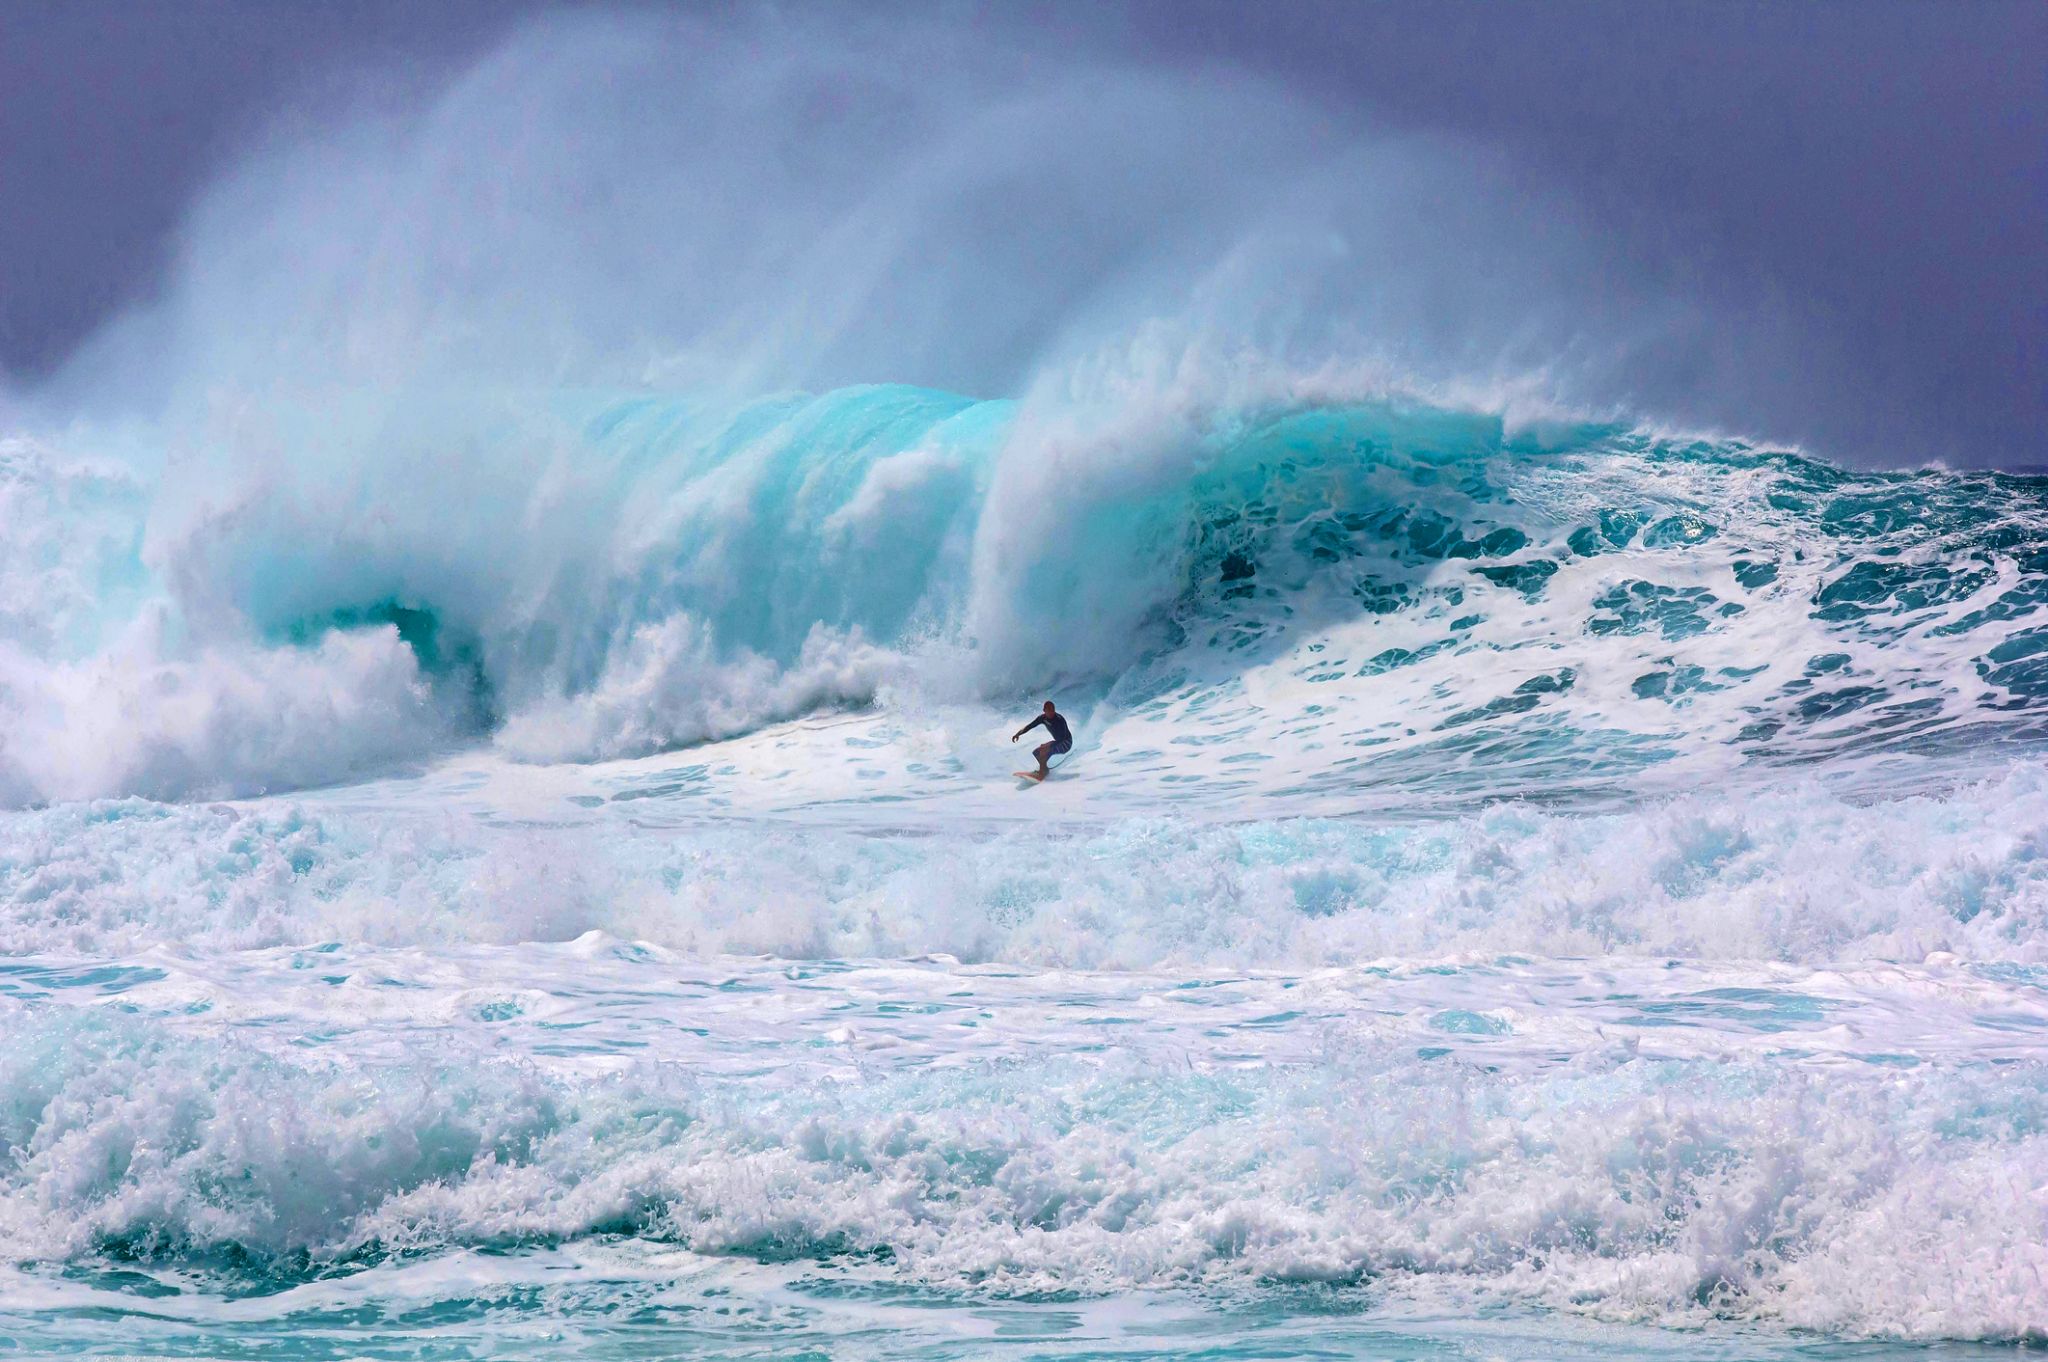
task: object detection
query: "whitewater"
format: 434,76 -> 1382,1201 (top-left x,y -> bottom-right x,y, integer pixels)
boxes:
3,11 -> 2045,1359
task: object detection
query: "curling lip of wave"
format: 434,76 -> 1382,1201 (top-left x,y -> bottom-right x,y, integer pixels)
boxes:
4,384 -> 2048,805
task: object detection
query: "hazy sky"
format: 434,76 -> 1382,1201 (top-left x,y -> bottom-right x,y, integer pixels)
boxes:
2,0 -> 2042,464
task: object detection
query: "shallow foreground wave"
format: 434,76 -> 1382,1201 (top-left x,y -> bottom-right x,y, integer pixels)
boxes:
3,939 -> 2044,1344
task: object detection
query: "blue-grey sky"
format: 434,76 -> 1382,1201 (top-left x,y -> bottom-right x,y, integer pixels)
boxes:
2,0 -> 2042,465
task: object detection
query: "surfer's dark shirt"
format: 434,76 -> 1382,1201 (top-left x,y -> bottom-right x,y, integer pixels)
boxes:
1023,711 -> 1072,748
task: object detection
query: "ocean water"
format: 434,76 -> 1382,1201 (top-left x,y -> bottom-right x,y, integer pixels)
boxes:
2,383 -> 2046,1360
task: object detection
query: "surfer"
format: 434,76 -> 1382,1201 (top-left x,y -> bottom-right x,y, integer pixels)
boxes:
1011,700 -> 1072,782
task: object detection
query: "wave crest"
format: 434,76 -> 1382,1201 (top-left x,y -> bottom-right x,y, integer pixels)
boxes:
5,385 -> 2048,803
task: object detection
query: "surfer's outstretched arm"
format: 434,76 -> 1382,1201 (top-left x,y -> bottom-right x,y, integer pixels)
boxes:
1012,716 -> 1047,743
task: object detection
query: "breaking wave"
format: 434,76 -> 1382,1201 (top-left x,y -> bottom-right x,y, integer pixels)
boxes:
5,388 -> 2047,805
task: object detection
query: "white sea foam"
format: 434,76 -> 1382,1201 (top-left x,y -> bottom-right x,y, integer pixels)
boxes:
3,758 -> 2043,967
2,944 -> 2042,1341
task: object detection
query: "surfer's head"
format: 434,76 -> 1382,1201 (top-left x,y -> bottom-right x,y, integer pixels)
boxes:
1044,700 -> 1056,714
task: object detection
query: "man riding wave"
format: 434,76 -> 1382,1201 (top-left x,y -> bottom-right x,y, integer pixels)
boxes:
1011,700 -> 1072,782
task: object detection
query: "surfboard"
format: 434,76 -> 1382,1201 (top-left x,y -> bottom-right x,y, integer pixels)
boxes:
1012,770 -> 1046,783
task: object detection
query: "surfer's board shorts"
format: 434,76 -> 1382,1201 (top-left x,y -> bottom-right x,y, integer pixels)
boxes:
1046,737 -> 1073,756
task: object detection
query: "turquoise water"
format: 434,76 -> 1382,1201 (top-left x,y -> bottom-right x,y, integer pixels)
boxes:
9,8 -> 2046,1347
4,1271 -> 2027,1360
4,390 -> 2047,1356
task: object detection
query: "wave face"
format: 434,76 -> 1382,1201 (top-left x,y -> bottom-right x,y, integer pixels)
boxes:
4,389 -> 2047,805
